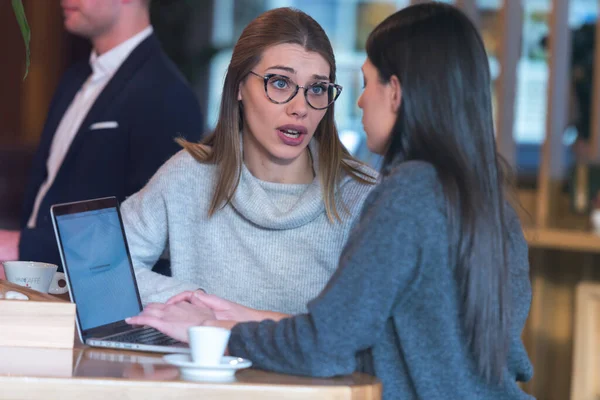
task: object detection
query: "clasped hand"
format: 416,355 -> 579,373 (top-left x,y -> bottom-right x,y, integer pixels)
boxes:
126,291 -> 259,343
126,298 -> 215,342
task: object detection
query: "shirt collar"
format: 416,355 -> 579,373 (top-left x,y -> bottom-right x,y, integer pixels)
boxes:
89,26 -> 153,82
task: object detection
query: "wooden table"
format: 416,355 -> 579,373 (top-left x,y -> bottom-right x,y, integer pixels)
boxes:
0,280 -> 381,400
524,227 -> 600,253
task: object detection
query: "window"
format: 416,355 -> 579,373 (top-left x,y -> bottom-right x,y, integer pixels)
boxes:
206,0 -> 599,175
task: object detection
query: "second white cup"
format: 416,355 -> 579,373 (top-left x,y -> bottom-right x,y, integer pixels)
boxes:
188,326 -> 231,366
2,261 -> 68,295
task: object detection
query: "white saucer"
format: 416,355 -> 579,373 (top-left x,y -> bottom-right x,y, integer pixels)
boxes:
163,354 -> 252,381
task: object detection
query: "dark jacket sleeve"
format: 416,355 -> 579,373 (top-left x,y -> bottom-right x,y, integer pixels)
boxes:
227,175 -> 422,377
19,130 -> 64,265
18,227 -> 62,266
126,82 -> 203,196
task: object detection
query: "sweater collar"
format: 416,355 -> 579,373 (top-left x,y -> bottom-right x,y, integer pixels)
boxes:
230,139 -> 325,230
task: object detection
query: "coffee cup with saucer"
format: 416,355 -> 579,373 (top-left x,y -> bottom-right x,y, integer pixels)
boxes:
163,326 -> 251,381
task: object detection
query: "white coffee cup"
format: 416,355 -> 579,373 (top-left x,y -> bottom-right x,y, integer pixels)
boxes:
2,261 -> 68,295
188,326 -> 231,366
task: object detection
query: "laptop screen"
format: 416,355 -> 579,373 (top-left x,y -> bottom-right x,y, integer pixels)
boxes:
52,199 -> 142,332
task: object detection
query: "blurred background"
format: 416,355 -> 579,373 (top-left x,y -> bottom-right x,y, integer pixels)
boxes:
3,1 -> 600,398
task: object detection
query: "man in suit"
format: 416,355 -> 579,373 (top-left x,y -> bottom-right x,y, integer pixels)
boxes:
0,0 -> 203,269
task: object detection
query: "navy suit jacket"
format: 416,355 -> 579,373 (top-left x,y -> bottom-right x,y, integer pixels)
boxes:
19,33 -> 203,268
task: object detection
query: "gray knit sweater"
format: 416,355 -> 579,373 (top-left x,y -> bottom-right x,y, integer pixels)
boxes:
228,160 -> 534,400
121,144 -> 377,313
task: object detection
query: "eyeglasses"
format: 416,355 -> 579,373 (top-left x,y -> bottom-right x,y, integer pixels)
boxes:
249,71 -> 342,110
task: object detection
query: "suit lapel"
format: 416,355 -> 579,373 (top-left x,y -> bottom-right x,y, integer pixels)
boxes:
20,62 -> 90,227
39,63 -> 91,156
60,34 -> 160,168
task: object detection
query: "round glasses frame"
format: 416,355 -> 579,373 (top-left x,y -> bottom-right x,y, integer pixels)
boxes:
249,71 -> 343,110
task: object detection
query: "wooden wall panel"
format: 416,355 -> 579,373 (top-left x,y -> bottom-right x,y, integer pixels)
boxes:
535,0 -> 571,228
0,1 -> 26,145
19,0 -> 69,147
0,2 -> 70,228
589,4 -> 600,159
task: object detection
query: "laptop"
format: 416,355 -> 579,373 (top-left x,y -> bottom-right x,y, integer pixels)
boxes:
50,196 -> 189,354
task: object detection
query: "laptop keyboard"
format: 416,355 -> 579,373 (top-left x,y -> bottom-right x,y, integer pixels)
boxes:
107,327 -> 183,346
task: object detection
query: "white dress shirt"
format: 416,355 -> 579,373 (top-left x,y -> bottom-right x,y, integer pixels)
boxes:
27,26 -> 154,228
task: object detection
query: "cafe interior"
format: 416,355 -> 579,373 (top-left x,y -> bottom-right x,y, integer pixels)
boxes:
1,0 -> 600,399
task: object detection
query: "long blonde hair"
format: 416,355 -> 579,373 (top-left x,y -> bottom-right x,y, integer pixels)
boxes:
178,7 -> 376,222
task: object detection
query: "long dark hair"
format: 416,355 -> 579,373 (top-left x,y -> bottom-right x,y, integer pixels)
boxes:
367,3 -> 510,382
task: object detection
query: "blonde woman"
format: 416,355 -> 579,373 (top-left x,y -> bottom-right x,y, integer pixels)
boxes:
121,8 -> 377,314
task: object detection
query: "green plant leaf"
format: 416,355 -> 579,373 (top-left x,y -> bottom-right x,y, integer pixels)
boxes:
12,0 -> 31,80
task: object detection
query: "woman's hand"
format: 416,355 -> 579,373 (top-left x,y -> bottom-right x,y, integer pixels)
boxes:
165,290 -> 204,305
167,291 -> 291,322
125,301 -> 215,343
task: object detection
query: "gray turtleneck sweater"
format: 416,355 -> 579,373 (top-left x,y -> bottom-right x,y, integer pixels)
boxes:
120,146 -> 377,312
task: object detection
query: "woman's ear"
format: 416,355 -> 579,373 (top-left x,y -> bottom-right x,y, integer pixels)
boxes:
237,81 -> 244,101
389,75 -> 402,113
